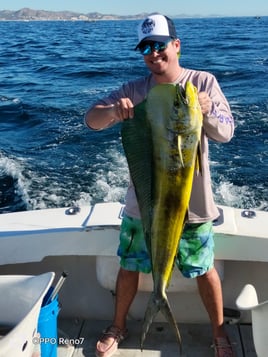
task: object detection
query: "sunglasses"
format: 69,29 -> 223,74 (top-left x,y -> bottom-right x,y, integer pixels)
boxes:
138,40 -> 171,56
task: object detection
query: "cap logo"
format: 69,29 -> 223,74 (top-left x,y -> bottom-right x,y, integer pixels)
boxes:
141,18 -> 155,35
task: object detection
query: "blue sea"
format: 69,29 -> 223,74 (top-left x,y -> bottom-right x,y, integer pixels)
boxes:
0,17 -> 267,214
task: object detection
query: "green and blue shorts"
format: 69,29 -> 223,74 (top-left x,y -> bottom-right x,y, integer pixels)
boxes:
117,215 -> 214,278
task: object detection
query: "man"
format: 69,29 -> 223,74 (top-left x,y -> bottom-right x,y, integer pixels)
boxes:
85,14 -> 235,357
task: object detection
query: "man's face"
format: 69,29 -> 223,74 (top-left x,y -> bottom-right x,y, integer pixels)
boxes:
143,39 -> 181,77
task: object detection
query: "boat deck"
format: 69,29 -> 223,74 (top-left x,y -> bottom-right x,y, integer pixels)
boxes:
57,319 -> 257,357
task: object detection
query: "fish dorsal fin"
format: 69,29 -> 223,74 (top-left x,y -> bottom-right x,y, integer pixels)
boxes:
121,100 -> 153,252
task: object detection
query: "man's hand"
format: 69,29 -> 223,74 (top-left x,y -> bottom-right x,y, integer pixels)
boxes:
198,92 -> 212,115
114,98 -> 134,120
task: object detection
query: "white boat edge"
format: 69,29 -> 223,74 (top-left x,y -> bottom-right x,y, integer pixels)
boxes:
0,202 -> 267,327
0,202 -> 267,264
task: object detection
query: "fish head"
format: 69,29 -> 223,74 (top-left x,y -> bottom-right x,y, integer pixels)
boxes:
171,82 -> 202,137
185,81 -> 203,131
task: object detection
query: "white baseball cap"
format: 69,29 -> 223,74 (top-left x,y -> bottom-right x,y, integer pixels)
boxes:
135,14 -> 177,50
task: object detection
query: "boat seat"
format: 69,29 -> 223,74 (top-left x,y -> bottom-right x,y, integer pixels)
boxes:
0,272 -> 54,357
96,256 -> 224,293
236,284 -> 268,357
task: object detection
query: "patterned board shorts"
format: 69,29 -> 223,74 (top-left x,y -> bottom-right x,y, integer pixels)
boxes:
117,215 -> 214,278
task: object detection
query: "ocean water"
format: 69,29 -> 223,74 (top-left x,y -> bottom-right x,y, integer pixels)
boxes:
0,17 -> 267,214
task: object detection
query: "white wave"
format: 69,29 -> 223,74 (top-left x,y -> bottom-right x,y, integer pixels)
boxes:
0,154 -> 31,211
92,147 -> 129,203
0,95 -> 21,106
214,180 -> 266,210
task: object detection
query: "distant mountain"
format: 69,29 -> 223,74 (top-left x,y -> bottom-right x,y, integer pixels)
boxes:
0,8 -> 212,21
0,8 -> 158,21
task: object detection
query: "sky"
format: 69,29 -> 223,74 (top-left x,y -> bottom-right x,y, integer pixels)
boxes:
1,0 -> 267,17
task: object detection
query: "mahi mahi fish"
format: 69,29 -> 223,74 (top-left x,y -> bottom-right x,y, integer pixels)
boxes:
121,81 -> 203,351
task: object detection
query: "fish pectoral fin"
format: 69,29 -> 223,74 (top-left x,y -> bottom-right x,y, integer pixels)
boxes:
177,135 -> 185,168
195,141 -> 202,176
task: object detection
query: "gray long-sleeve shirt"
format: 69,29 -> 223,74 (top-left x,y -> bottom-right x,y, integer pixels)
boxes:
88,68 -> 234,223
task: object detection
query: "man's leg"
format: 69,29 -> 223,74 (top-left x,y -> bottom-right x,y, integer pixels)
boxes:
95,268 -> 139,356
196,266 -> 225,339
96,215 -> 150,356
197,267 -> 235,356
178,222 -> 235,356
113,267 -> 139,330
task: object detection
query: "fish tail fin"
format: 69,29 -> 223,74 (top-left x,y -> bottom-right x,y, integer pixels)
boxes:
141,293 -> 182,353
160,295 -> 182,353
140,293 -> 160,350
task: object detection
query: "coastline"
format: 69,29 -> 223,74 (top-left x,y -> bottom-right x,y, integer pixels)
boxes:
0,8 -> 261,21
